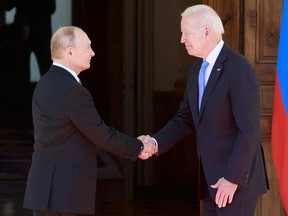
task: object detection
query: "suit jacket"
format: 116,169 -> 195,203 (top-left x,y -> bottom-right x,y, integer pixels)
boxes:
154,43 -> 269,202
23,65 -> 142,214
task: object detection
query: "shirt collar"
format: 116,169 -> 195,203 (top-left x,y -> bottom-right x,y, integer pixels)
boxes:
205,39 -> 224,67
53,62 -> 80,83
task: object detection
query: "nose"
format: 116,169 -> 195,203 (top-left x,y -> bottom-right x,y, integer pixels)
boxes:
91,49 -> 95,57
180,33 -> 186,43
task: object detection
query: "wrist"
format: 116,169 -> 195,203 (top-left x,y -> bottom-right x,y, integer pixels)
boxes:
139,144 -> 144,154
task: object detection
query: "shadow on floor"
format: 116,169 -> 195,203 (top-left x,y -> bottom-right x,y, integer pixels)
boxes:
0,128 -> 200,216
0,180 -> 200,216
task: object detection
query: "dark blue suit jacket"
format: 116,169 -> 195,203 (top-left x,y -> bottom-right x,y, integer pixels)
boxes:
154,43 -> 269,202
23,65 -> 142,214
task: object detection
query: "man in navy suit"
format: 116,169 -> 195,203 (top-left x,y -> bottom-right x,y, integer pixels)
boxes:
140,4 -> 269,216
23,26 -> 155,216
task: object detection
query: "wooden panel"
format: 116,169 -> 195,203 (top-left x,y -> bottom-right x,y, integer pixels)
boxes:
252,0 -> 282,82
260,116 -> 272,139
260,84 -> 274,114
250,0 -> 281,82
256,0 -> 281,63
260,84 -> 274,139
204,0 -> 243,52
255,66 -> 277,83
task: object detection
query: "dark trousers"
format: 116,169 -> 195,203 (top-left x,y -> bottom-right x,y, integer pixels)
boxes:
33,210 -> 89,216
203,195 -> 258,216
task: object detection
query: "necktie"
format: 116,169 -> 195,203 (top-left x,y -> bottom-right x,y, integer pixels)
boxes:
198,60 -> 209,110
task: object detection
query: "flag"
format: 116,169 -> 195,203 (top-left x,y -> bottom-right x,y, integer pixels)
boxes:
272,0 -> 288,213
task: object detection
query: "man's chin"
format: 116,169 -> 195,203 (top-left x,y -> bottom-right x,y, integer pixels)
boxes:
85,64 -> 91,69
187,50 -> 194,56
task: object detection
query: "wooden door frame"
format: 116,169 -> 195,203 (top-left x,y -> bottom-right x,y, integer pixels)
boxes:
123,0 -> 154,199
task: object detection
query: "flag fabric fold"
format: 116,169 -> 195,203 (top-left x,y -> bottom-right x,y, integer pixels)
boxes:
272,0 -> 288,213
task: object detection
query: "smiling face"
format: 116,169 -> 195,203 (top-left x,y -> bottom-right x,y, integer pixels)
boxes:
180,17 -> 209,59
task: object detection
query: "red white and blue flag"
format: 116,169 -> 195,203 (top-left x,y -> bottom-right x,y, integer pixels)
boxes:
272,0 -> 288,213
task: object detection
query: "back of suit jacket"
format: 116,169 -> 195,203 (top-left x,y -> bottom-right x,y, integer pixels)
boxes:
153,43 -> 269,202
23,65 -> 142,214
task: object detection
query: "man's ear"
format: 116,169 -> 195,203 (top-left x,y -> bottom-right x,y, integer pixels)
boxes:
204,26 -> 211,37
66,47 -> 73,56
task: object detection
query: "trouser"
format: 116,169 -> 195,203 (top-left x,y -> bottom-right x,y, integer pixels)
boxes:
203,194 -> 258,216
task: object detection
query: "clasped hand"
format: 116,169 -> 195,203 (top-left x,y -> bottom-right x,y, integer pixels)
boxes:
137,135 -> 157,160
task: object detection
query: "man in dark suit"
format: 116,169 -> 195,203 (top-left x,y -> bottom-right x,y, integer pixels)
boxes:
23,26 -> 155,216
140,4 -> 269,216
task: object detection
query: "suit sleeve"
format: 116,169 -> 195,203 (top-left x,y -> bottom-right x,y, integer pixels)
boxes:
65,86 -> 143,161
153,89 -> 195,155
224,62 -> 261,186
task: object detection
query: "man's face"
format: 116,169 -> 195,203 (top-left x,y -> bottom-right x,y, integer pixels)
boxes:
180,17 -> 207,58
70,30 -> 95,73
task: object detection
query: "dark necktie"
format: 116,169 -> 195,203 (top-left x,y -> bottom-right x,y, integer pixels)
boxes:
198,60 -> 209,110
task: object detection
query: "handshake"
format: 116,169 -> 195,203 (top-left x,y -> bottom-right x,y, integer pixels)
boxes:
137,135 -> 158,160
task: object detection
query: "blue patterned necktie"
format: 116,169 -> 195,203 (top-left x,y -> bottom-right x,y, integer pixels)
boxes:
198,60 -> 209,110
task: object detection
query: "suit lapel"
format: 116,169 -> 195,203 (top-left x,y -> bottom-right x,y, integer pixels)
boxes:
199,65 -> 223,116
198,43 -> 229,118
189,61 -> 202,124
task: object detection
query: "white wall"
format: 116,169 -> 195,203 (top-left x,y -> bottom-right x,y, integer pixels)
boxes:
51,0 -> 72,33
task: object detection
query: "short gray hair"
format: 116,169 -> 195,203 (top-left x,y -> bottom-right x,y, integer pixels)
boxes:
181,4 -> 224,35
50,26 -> 81,60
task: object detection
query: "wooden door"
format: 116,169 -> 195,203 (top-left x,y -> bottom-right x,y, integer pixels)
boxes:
245,0 -> 285,215
205,0 -> 285,215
